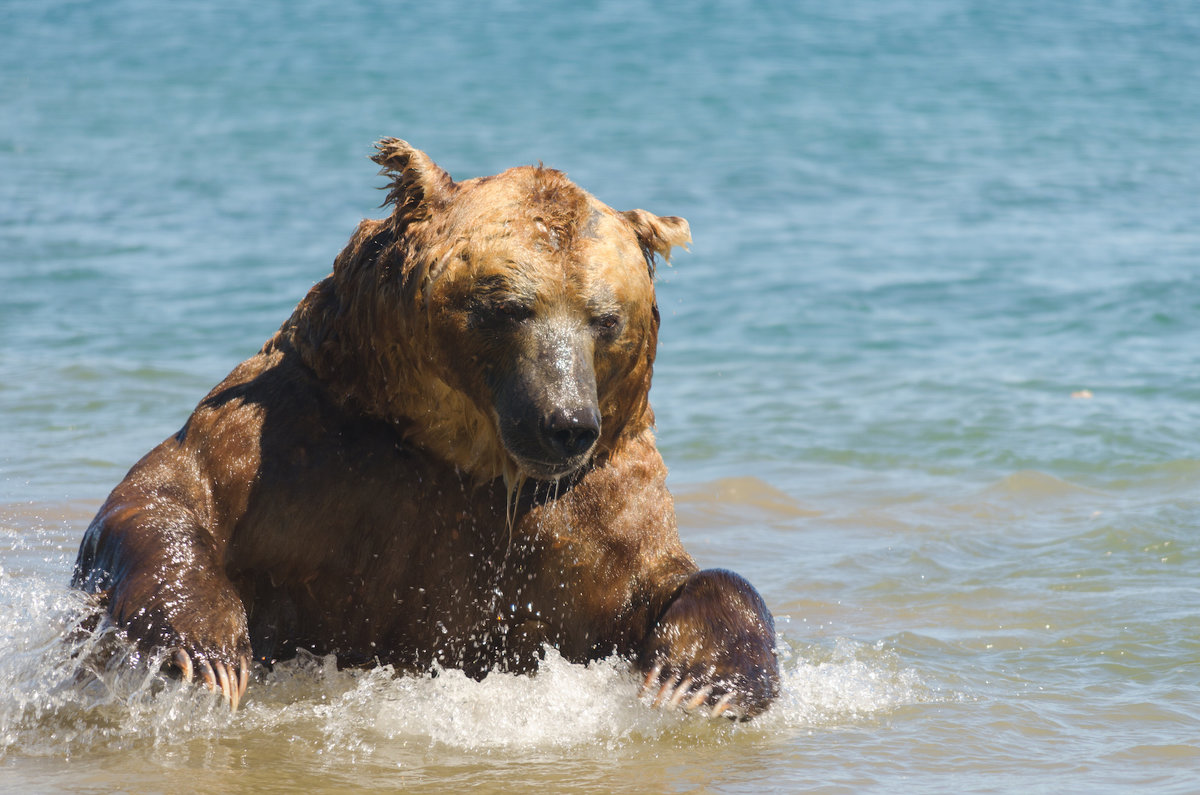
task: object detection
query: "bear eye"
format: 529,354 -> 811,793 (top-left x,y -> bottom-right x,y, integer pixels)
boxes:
593,312 -> 622,336
471,299 -> 532,327
495,301 -> 533,323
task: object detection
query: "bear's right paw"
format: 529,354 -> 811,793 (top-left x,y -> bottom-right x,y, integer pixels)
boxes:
110,573 -> 253,711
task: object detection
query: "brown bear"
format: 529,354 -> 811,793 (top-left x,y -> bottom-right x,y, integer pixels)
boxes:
72,139 -> 780,718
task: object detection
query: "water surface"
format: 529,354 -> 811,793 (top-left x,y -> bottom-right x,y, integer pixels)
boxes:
3,1 -> 1199,792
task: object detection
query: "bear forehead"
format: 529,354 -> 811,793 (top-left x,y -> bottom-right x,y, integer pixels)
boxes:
440,168 -> 650,289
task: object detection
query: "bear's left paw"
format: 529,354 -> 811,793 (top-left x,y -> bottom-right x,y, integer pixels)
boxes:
638,569 -> 779,720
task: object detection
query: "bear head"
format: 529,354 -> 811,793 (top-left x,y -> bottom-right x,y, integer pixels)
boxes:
322,139 -> 691,486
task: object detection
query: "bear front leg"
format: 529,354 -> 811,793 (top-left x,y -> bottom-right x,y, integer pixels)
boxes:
638,569 -> 779,720
73,501 -> 253,710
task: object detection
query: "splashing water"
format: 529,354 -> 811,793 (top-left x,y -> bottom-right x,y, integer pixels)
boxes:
0,497 -> 940,795
0,550 -> 934,769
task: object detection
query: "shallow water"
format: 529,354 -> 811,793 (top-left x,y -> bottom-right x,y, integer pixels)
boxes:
1,496 -> 936,794
4,0 -> 1200,792
2,474 -> 1196,792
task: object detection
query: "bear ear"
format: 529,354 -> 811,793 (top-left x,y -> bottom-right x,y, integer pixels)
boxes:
372,138 -> 455,218
621,209 -> 691,268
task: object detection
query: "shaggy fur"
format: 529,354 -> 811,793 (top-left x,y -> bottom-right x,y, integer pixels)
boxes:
72,139 -> 779,718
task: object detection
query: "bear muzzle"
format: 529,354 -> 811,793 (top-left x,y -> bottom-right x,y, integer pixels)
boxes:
492,325 -> 602,480
496,394 -> 602,480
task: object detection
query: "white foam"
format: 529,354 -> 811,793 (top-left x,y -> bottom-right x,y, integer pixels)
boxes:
765,636 -> 933,729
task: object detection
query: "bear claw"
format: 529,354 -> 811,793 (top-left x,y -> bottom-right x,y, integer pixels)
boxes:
684,685 -> 713,711
173,649 -> 193,683
710,692 -> 735,719
640,664 -> 663,698
196,657 -> 217,692
652,676 -> 678,708
173,650 -> 250,711
215,661 -> 233,710
668,676 -> 694,707
639,668 -> 739,719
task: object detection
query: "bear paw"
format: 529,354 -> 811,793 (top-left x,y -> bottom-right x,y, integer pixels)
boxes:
638,569 -> 780,720
108,572 -> 253,711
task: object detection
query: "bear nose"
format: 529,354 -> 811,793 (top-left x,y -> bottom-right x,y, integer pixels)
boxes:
546,407 -> 601,460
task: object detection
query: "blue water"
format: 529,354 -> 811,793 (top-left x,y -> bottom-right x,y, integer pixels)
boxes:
2,1 -> 1199,792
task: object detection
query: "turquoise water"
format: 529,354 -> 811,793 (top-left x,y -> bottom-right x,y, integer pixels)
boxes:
3,1 -> 1199,791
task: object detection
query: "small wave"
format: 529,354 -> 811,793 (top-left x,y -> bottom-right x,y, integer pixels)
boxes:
673,476 -> 821,526
982,470 -> 1106,501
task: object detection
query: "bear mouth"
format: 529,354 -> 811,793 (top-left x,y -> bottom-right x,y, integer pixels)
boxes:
507,450 -> 595,481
